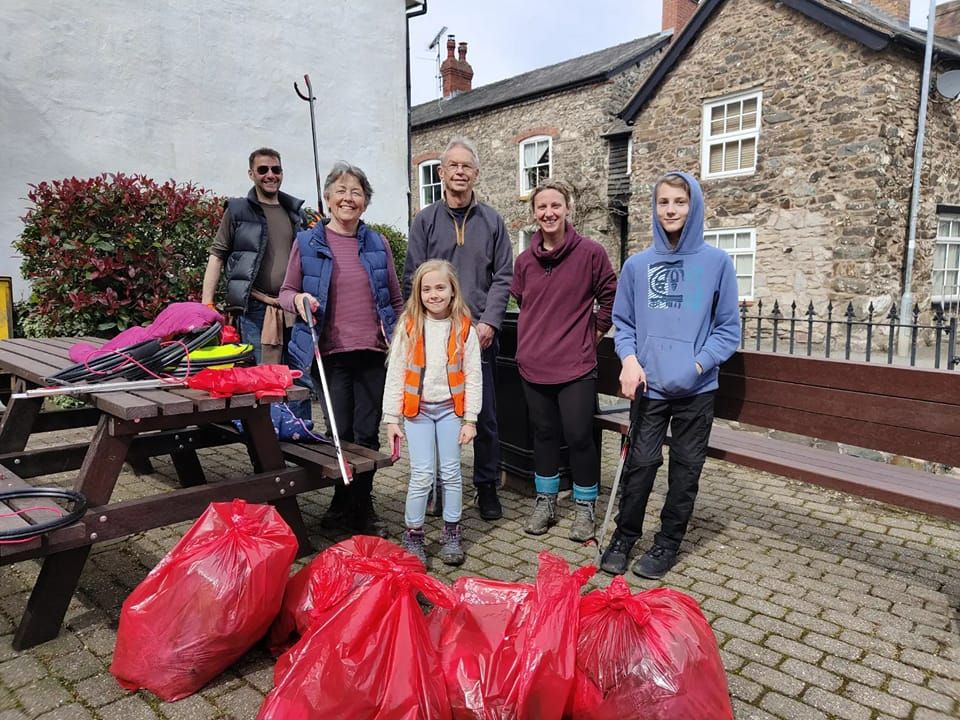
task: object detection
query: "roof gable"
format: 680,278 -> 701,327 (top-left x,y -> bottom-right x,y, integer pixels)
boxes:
411,32 -> 670,129
620,0 -> 960,123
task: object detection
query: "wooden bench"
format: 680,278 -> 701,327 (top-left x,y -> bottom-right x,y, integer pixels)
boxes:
593,338 -> 960,521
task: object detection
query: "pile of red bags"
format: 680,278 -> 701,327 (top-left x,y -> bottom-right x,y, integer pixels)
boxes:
109,507 -> 733,719
109,500 -> 298,701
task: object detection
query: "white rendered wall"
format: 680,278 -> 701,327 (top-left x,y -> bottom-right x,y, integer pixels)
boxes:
1,0 -> 411,300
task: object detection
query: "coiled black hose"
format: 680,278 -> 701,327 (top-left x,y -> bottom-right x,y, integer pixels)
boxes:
0,488 -> 88,541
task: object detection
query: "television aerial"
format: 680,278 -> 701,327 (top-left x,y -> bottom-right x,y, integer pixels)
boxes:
427,26 -> 448,99
935,70 -> 960,100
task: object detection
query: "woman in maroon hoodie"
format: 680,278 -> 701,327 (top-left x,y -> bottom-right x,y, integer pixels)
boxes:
510,180 -> 617,541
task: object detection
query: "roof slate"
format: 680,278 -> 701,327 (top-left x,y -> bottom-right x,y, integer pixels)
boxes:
411,31 -> 670,129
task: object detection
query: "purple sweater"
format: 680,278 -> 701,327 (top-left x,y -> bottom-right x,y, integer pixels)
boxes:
510,224 -> 617,385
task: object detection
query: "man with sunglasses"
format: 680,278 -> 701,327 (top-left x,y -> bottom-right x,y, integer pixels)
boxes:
202,147 -> 305,364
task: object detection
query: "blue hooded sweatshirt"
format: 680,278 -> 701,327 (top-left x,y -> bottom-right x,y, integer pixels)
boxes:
612,171 -> 740,400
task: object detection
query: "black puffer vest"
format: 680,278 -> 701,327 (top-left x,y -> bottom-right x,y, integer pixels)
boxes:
223,188 -> 304,311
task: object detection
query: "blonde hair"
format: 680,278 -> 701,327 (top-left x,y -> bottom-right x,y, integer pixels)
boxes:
396,259 -> 472,358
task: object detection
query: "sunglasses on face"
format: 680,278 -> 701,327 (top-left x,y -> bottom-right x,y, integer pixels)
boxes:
255,165 -> 283,175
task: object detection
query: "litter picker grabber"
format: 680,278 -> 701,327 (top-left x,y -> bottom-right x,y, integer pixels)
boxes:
595,397 -> 641,565
294,75 -> 325,217
301,295 -> 352,486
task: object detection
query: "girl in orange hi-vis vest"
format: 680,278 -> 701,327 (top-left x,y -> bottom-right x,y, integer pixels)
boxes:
382,259 -> 482,567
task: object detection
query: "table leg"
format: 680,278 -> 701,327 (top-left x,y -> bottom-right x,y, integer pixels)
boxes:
0,380 -> 42,453
170,449 -> 206,487
242,406 -> 313,555
12,417 -> 133,649
12,547 -> 91,650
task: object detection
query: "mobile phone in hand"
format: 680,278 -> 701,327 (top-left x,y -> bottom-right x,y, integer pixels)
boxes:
390,436 -> 401,463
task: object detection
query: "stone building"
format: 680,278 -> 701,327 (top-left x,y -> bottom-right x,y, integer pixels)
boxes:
409,32 -> 670,264
618,0 -> 960,324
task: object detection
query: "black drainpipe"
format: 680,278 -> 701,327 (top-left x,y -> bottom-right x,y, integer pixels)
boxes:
406,1 -> 428,232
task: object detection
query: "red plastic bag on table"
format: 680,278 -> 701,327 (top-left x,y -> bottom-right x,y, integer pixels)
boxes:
109,499 -> 298,701
268,535 -> 423,655
258,555 -> 454,720
431,551 -> 595,720
186,364 -> 300,398
566,577 -> 733,720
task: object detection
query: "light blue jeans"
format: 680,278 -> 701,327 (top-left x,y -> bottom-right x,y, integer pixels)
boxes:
404,400 -> 463,527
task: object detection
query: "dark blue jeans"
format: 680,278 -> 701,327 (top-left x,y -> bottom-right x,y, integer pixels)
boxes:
239,298 -> 291,366
473,336 -> 501,487
616,391 -> 715,550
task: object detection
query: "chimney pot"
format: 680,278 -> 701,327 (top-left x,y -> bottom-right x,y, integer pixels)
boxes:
458,41 -> 468,61
446,35 -> 455,59
440,36 -> 474,98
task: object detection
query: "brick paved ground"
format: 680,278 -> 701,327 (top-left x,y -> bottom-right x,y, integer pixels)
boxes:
1,425 -> 958,719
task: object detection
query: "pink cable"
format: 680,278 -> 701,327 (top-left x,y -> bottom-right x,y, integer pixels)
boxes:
0,505 -> 65,544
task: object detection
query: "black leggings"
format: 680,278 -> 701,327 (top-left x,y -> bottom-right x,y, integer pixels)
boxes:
521,374 -> 599,490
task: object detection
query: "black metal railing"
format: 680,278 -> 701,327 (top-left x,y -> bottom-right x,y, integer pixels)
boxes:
739,300 -> 959,370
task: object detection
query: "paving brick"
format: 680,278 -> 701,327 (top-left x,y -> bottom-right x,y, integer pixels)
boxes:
802,686 -> 872,720
14,678 -> 72,717
73,674 -> 127,708
0,657 -> 46,691
211,685 -> 263,720
723,638 -> 782,667
760,690 -> 828,720
887,678 -> 956,713
46,651 -> 103,683
800,633 -> 862,661
843,681 -> 912,718
34,704 -> 94,720
741,661 -> 805,696
97,694 -> 159,720
821,655 -> 886,687
158,694 -> 219,720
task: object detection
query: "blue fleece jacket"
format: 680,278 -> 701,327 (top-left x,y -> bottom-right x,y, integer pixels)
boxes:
613,172 -> 740,400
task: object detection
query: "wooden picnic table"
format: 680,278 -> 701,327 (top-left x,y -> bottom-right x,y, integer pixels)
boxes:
0,336 -> 388,650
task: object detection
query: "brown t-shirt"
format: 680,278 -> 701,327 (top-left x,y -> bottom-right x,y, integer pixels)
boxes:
210,204 -> 295,296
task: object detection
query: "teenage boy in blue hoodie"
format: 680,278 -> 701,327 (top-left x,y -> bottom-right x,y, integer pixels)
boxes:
601,171 -> 740,579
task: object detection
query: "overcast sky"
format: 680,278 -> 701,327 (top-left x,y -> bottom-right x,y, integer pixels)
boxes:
408,0 -> 951,106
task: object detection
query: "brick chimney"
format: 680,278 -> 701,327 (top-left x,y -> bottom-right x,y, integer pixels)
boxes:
440,35 -> 473,98
937,1 -> 960,40
849,0 -> 910,23
661,0 -> 699,33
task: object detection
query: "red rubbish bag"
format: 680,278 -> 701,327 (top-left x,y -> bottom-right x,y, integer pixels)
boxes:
109,500 -> 298,701
268,535 -> 423,655
434,552 -> 595,720
566,577 -> 734,720
186,364 -> 300,398
258,555 -> 455,720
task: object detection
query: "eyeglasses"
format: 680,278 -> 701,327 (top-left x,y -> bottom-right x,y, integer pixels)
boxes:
255,165 -> 283,175
444,162 -> 476,172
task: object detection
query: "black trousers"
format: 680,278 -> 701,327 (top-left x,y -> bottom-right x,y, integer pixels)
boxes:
616,391 -> 715,550
521,374 -> 599,491
320,350 -> 386,517
472,337 -> 501,486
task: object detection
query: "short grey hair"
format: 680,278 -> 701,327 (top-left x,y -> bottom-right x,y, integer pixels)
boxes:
441,137 -> 480,169
323,161 -> 373,205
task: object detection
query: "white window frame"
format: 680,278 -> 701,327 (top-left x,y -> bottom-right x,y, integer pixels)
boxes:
932,213 -> 960,304
704,227 -> 756,300
701,90 -> 762,180
519,135 -> 552,196
625,137 -> 633,176
518,229 -> 533,256
418,160 -> 442,208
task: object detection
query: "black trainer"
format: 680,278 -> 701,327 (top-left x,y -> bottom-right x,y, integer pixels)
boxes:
632,544 -> 678,580
475,483 -> 502,521
599,532 -> 634,576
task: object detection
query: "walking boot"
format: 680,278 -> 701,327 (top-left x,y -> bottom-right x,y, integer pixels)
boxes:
438,523 -> 465,566
524,493 -> 557,535
568,499 -> 596,542
632,544 -> 679,580
599,531 -> 635,576
475,483 -> 503,521
350,494 -> 389,539
401,528 -> 428,567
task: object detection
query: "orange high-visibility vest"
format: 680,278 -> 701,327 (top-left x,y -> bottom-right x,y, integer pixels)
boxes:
402,314 -> 470,418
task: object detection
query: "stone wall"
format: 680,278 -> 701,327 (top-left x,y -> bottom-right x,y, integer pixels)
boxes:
627,0 -> 960,328
411,52 -> 662,265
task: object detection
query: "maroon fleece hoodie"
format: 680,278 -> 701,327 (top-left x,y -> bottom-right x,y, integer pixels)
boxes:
510,223 -> 617,385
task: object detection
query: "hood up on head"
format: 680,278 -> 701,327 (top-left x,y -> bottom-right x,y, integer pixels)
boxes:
651,170 -> 705,254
